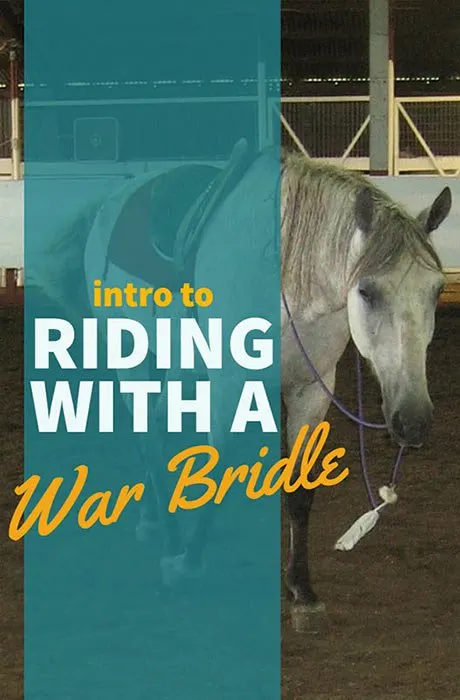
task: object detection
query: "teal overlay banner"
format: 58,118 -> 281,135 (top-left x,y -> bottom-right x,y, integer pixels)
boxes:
24,1 -> 281,698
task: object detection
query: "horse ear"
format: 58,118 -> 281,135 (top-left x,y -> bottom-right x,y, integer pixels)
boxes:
417,186 -> 452,235
355,186 -> 374,235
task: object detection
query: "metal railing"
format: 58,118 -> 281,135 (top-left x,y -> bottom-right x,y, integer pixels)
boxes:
274,96 -> 371,170
275,95 -> 460,176
394,96 -> 460,176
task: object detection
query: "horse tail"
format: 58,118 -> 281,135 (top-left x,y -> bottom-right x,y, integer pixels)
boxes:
28,199 -> 102,321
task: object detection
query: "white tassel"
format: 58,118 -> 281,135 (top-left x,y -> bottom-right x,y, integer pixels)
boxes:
334,485 -> 398,552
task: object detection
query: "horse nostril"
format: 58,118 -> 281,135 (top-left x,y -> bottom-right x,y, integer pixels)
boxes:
391,411 -> 405,437
412,415 -> 432,441
391,409 -> 432,447
406,422 -> 427,447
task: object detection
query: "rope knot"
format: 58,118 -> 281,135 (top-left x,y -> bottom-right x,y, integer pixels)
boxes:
378,484 -> 398,505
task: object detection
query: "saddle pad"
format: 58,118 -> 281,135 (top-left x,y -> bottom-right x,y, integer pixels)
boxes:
104,139 -> 252,290
149,164 -> 221,260
106,166 -> 220,289
105,173 -> 175,287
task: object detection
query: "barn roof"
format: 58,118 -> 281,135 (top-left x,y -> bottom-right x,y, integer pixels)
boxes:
0,0 -> 22,84
0,0 -> 458,95
282,0 -> 460,87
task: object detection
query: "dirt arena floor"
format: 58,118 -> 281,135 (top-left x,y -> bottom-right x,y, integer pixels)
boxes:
0,303 -> 458,700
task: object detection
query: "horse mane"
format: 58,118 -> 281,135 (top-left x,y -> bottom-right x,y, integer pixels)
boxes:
281,149 -> 442,304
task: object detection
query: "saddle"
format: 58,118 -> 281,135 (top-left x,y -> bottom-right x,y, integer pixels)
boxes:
107,138 -> 252,290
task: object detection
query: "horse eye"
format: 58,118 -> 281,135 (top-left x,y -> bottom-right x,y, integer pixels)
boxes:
358,286 -> 372,303
435,285 -> 445,302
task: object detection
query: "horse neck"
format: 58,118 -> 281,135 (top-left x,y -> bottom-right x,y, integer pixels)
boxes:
281,162 -> 359,317
281,227 -> 351,325
287,278 -> 348,328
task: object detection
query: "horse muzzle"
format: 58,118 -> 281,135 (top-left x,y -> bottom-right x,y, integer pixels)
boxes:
389,405 -> 433,448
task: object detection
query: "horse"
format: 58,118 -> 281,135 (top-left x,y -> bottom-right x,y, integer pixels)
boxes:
31,145 -> 452,632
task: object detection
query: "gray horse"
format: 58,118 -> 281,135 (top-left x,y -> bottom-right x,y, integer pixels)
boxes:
34,147 -> 452,631
174,149 -> 451,629
278,151 -> 451,628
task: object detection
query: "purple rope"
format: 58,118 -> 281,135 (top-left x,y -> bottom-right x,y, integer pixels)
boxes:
356,350 -> 378,508
282,290 -> 405,509
390,444 -> 405,486
355,342 -> 405,508
282,291 -> 386,430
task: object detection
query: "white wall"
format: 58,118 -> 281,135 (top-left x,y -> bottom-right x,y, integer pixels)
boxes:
0,174 -> 459,270
374,177 -> 460,269
0,181 -> 23,268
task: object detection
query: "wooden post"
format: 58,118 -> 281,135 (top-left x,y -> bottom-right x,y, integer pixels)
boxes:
369,0 -> 393,175
9,46 -> 21,180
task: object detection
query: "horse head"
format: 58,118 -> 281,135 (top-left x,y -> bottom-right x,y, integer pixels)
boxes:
347,185 -> 452,447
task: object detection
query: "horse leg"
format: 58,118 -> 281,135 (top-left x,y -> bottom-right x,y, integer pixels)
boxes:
148,373 -> 212,588
135,436 -> 159,542
167,392 -> 281,584
135,469 -> 158,542
133,375 -> 185,575
160,388 -> 245,586
283,370 -> 335,633
160,460 -> 216,586
138,434 -> 184,560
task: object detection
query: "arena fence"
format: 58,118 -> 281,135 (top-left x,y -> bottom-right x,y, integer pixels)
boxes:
394,97 -> 460,176
275,95 -> 460,176
0,94 -> 458,178
276,96 -> 371,169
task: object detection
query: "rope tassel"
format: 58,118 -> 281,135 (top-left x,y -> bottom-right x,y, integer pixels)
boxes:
334,485 -> 398,552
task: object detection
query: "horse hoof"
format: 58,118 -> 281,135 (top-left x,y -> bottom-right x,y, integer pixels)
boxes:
160,554 -> 205,589
291,601 -> 327,634
135,518 -> 157,543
